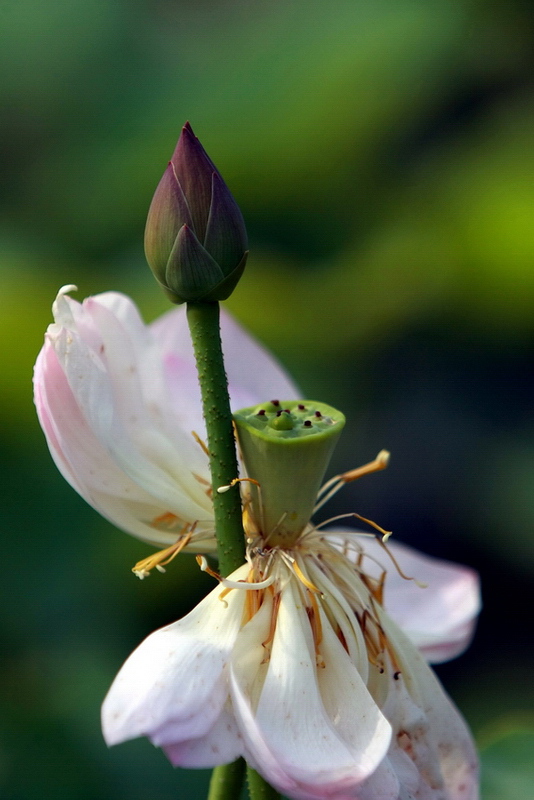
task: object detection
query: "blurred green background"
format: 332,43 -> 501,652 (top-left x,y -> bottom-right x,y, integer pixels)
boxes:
1,0 -> 533,797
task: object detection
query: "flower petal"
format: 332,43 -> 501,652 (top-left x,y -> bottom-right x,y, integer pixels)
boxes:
326,532 -> 480,663
379,612 -> 479,800
316,607 -> 392,778
102,565 -> 248,747
144,162 -> 193,280
204,171 -> 248,273
377,540 -> 480,663
164,706 -> 243,768
231,580 -> 394,799
149,302 -> 300,435
34,290 -> 214,547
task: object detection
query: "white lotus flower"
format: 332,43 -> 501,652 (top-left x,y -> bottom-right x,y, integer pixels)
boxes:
33,286 -> 297,559
35,287 -> 480,798
102,531 -> 480,799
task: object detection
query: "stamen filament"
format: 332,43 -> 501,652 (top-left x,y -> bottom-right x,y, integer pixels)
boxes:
217,477 -> 261,494
132,532 -> 193,579
313,450 -> 390,514
222,574 -> 275,591
196,554 -> 222,582
191,430 -> 210,458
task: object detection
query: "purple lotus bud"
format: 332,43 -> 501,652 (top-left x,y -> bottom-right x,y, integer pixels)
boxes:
144,122 -> 248,304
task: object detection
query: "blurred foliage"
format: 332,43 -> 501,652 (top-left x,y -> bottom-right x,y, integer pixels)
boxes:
1,0 -> 534,797
480,727 -> 534,800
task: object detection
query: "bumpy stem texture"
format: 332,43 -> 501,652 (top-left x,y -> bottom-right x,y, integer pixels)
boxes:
186,302 -> 246,576
187,303 -> 278,800
208,760 -> 246,800
247,767 -> 282,800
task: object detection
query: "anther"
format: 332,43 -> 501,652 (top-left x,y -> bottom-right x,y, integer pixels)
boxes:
257,409 -> 266,416
276,410 -> 282,417
298,404 -> 306,410
304,420 -> 312,427
217,477 -> 261,493
315,410 -> 322,418
271,399 -> 280,406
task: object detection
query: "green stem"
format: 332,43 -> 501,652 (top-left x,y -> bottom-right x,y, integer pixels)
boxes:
247,767 -> 282,800
187,303 -> 251,800
208,759 -> 246,800
186,301 -> 246,576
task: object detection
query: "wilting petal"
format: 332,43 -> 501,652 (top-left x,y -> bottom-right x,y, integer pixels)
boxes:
232,580 -> 392,799
366,538 -> 480,663
380,612 -> 479,800
164,706 -> 243,768
326,532 -> 480,663
316,609 -> 392,778
102,565 -> 248,747
34,289 -> 213,547
34,287 -> 299,548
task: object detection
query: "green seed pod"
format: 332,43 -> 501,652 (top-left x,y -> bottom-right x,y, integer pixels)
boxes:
233,400 -> 345,546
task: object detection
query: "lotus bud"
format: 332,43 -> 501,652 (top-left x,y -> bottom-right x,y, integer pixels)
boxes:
233,400 -> 345,546
145,122 -> 248,304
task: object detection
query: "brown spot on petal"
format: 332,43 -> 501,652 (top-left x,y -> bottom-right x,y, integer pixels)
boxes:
397,730 -> 414,758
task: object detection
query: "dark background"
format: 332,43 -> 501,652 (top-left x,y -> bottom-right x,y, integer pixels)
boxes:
1,1 -> 533,797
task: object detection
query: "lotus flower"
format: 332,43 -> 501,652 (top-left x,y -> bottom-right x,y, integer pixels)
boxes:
102,533 -> 480,799
34,287 -> 480,798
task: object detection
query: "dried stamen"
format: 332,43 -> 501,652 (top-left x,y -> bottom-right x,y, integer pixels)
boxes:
217,476 -> 261,494
314,450 -> 390,513
191,430 -> 210,458
132,531 -> 193,579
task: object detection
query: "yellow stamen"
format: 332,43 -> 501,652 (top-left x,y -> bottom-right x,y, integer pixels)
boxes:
293,560 -> 321,593
242,502 -> 260,537
339,450 -> 390,484
374,537 -> 427,588
352,513 -> 392,541
196,554 -> 222,582
261,592 -> 281,659
307,590 -> 323,647
217,477 -> 261,494
132,531 -> 192,579
191,430 -> 210,458
313,450 -> 390,513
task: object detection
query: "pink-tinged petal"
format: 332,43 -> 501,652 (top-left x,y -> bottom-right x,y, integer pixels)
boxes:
164,706 -> 243,768
232,580 -> 395,799
379,540 -> 480,664
326,532 -> 480,663
34,289 -> 215,547
380,613 -> 479,800
149,303 -> 300,435
34,342 -> 87,498
102,565 -> 248,747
